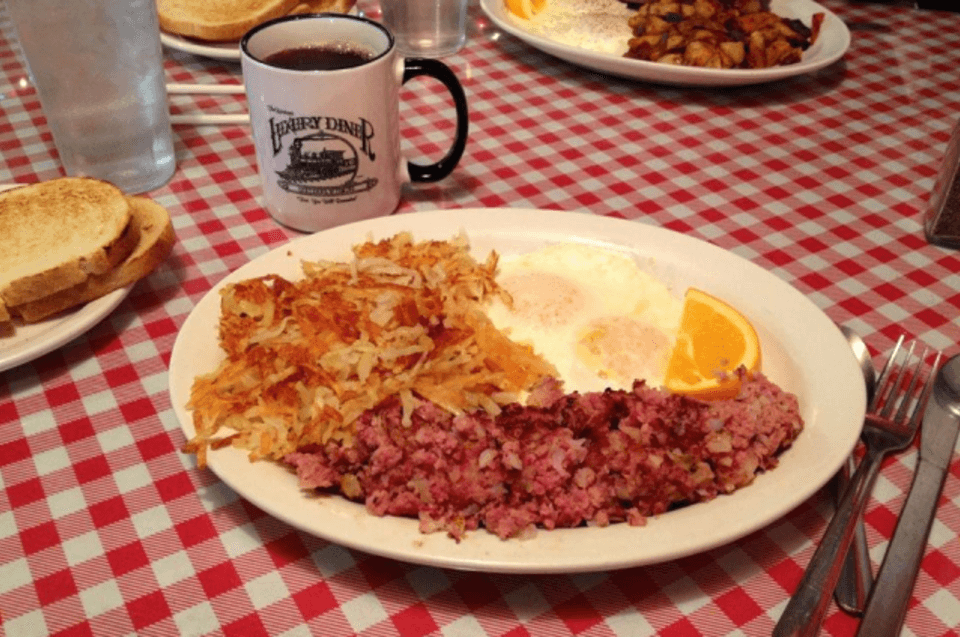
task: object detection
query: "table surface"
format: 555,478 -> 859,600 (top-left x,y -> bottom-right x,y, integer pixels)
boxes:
1,1 -> 959,636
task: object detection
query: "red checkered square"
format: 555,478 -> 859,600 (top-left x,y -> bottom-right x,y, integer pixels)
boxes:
223,613 -> 268,637
294,582 -> 338,621
106,542 -> 150,578
35,569 -> 78,606
390,602 -> 440,637
73,456 -> 111,485
198,562 -> 243,599
20,521 -> 60,555
175,515 -> 219,549
8,477 -> 45,508
126,591 -> 172,632
88,497 -> 129,529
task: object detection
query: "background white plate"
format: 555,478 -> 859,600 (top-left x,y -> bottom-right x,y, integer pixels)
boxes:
0,183 -> 131,373
169,208 -> 865,573
161,31 -> 241,62
481,0 -> 851,87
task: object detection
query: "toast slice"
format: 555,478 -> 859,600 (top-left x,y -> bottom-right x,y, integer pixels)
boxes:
12,196 -> 175,323
157,0 -> 301,42
0,177 -> 135,310
288,0 -> 357,14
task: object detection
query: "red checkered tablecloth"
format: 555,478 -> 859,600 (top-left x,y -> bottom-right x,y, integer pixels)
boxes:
1,1 -> 959,635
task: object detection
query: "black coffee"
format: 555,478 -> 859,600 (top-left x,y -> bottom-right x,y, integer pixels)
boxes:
263,43 -> 375,71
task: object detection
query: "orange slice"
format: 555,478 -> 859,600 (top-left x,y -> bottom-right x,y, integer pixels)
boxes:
663,288 -> 761,401
505,0 -> 546,19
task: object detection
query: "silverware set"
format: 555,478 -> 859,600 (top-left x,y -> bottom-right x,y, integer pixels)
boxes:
774,333 -> 959,637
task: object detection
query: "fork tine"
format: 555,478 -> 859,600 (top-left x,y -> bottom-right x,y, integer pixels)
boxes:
870,334 -> 905,412
907,350 -> 943,426
890,344 -> 928,423
878,339 -> 916,419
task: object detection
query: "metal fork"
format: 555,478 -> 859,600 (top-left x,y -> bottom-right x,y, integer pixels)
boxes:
773,337 -> 938,637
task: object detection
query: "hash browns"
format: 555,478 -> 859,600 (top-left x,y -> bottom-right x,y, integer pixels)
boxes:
624,0 -> 824,69
184,233 -> 558,468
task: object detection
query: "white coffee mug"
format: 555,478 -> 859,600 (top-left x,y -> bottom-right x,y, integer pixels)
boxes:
240,13 -> 469,232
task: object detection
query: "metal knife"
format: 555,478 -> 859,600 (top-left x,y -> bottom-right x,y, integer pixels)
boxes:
856,353 -> 960,637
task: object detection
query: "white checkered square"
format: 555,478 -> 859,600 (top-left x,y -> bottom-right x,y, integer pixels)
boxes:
504,584 -> 550,621
19,410 -> 58,436
70,356 -> 106,383
220,524 -> 261,559
341,591 -> 388,634
142,372 -> 171,398
62,531 -> 105,567
47,487 -> 88,520
605,608 -> 657,637
0,556 -> 33,591
2,609 -> 49,637
245,571 -> 290,610
130,505 -> 174,540
33,446 -> 70,476
922,588 -> 960,630
406,566 -> 450,600
113,463 -> 154,496
663,576 -> 710,615
80,390 -> 119,418
97,425 -> 136,455
441,615 -> 486,637
312,543 -> 356,577
152,550 -> 194,589
174,600 -> 221,637
80,579 -> 124,618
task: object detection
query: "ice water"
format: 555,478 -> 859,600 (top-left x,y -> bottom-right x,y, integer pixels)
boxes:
7,0 -> 175,194
380,0 -> 468,57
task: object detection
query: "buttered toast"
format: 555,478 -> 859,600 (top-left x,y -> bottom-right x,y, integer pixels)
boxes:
157,0 -> 357,42
13,197 -> 175,323
288,0 -> 357,15
158,0 -> 301,42
0,178 -> 175,335
0,178 -> 135,313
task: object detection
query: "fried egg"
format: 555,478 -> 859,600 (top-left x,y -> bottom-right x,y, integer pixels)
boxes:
486,243 -> 683,393
504,0 -> 634,56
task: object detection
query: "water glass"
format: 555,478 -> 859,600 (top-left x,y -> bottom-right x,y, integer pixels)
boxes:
6,0 -> 175,194
379,0 -> 469,57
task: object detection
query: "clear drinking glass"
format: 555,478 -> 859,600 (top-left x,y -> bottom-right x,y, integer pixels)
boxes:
6,0 -> 175,194
380,0 -> 469,57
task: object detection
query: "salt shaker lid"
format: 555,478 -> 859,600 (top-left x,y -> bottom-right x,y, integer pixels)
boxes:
924,118 -> 960,249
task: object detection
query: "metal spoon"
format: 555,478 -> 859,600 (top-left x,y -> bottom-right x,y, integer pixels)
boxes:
835,325 -> 877,614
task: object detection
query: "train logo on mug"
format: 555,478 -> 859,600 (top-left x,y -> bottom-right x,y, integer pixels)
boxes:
269,113 -> 378,200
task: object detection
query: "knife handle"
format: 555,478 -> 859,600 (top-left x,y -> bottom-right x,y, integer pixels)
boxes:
856,459 -> 946,637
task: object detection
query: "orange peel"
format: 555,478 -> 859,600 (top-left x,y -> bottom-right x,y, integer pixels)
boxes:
663,288 -> 761,401
504,0 -> 546,19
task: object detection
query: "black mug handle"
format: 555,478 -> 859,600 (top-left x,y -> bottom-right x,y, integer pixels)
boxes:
402,58 -> 469,182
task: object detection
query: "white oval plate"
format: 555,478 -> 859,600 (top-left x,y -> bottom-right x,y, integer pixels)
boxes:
169,208 -> 864,573
0,184 -> 131,373
481,0 -> 851,87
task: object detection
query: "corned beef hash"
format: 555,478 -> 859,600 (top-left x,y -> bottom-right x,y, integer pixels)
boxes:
184,232 -> 803,540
